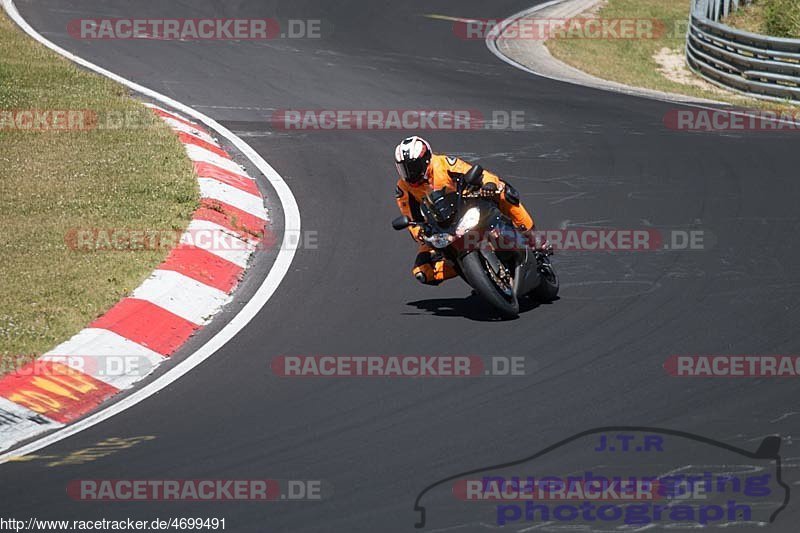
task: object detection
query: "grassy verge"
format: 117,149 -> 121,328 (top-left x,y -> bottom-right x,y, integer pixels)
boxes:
724,1 -> 769,34
545,0 -> 798,109
726,0 -> 800,38
0,11 -> 197,372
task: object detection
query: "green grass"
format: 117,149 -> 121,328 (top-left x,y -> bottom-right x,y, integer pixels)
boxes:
726,0 -> 800,38
724,1 -> 769,34
764,0 -> 800,37
545,0 -> 798,109
0,11 -> 197,371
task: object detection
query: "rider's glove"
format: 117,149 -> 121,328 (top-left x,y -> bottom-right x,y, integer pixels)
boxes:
479,182 -> 500,199
535,236 -> 554,256
410,225 -> 425,243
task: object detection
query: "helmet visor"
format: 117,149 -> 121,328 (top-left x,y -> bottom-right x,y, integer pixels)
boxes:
396,158 -> 428,184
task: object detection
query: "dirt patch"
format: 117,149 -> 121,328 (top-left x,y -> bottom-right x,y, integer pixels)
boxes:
653,46 -> 727,93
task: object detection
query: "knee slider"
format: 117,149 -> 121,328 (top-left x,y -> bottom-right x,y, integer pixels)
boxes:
412,264 -> 440,285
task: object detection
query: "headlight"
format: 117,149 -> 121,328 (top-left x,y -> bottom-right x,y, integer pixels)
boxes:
455,207 -> 480,237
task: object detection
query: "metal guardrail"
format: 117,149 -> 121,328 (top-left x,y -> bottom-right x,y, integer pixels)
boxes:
687,0 -> 800,102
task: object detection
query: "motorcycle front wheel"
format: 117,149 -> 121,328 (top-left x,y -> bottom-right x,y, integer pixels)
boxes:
460,251 -> 519,319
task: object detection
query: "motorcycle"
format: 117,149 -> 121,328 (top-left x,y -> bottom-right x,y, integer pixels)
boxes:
392,165 -> 559,319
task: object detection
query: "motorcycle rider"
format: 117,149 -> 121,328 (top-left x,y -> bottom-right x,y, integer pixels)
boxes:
394,136 -> 542,285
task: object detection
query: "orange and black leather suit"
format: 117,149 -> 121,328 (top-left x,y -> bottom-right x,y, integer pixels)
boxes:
395,154 -> 535,285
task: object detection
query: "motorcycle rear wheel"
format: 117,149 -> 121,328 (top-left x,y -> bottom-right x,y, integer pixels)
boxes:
532,257 -> 559,302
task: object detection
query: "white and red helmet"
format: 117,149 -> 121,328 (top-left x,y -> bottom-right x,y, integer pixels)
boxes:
394,136 -> 432,185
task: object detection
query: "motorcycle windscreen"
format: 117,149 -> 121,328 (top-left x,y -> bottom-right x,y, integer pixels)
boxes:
424,189 -> 458,226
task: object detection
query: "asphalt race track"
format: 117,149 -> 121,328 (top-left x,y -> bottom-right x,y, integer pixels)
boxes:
3,0 -> 800,531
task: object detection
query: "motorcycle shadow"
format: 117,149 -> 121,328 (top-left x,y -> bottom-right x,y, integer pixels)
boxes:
406,293 -> 552,322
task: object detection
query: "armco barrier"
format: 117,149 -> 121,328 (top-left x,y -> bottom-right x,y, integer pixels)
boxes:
687,0 -> 800,102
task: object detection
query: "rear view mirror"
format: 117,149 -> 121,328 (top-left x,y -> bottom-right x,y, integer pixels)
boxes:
463,165 -> 484,187
392,216 -> 411,231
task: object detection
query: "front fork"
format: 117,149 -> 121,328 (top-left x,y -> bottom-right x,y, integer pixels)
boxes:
475,241 -> 516,297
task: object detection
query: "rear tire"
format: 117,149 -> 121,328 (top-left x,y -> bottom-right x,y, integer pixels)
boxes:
532,258 -> 559,302
461,252 -> 519,319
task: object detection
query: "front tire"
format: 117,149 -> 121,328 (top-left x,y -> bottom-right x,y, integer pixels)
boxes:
460,252 -> 519,319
